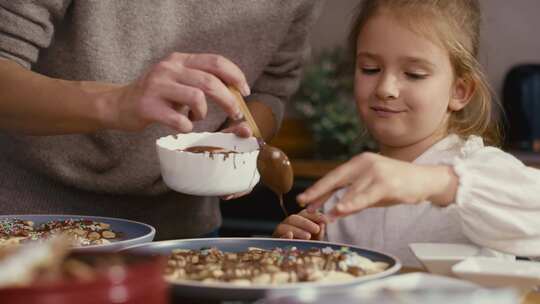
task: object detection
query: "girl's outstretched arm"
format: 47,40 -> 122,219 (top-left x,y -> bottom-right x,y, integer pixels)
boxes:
298,152 -> 458,218
297,147 -> 540,257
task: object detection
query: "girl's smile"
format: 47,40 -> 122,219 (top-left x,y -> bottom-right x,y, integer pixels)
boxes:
370,105 -> 408,118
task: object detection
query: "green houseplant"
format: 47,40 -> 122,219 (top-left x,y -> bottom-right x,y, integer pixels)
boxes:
293,48 -> 376,160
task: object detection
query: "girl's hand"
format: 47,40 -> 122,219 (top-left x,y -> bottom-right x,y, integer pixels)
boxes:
297,152 -> 458,219
107,52 -> 250,132
273,209 -> 328,240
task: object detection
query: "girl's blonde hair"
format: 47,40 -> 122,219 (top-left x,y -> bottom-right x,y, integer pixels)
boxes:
349,0 -> 502,146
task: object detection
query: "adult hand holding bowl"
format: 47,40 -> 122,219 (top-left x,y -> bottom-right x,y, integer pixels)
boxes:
156,88 -> 294,216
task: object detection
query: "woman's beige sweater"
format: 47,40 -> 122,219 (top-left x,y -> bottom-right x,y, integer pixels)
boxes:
0,0 -> 322,239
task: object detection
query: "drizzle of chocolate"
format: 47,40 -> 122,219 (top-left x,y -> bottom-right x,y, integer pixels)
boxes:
256,141 -> 293,217
178,146 -> 239,161
166,247 -> 370,283
0,218 -> 120,245
181,146 -> 229,153
178,143 -> 294,218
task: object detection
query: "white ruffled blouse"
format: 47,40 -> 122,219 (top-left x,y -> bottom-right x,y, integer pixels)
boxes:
324,134 -> 540,267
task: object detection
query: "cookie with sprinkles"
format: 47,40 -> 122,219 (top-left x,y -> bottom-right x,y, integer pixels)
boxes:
0,218 -> 120,247
0,219 -> 36,246
38,219 -> 119,246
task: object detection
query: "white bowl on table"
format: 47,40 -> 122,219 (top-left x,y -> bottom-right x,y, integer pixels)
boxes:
409,243 -> 489,276
452,257 -> 540,290
156,132 -> 260,196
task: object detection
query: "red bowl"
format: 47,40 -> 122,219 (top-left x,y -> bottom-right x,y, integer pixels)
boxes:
0,252 -> 169,304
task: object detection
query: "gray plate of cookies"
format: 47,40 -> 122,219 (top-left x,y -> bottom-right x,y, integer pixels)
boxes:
123,237 -> 401,301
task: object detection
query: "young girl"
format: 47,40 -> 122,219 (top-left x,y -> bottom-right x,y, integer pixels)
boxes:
274,0 -> 540,266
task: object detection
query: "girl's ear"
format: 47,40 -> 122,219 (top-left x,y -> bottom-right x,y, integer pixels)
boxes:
449,77 -> 475,111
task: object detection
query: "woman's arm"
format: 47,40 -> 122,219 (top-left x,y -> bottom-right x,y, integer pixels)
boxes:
0,53 -> 250,135
0,59 -> 117,134
0,2 -> 249,136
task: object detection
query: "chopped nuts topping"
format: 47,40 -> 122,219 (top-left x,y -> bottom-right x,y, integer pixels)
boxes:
0,218 -> 121,247
165,246 -> 389,286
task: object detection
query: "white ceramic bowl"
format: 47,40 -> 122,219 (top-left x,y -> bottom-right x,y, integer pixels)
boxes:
409,243 -> 482,276
156,132 -> 260,196
452,257 -> 540,290
355,272 -> 480,291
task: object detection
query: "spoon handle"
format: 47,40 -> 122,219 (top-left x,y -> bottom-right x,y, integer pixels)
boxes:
229,86 -> 263,139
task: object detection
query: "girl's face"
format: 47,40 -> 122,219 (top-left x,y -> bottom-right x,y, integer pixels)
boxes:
354,11 -> 469,156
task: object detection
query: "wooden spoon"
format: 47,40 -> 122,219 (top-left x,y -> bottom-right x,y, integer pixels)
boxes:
229,87 -> 294,216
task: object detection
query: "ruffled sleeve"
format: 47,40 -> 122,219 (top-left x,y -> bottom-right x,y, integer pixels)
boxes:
446,137 -> 540,257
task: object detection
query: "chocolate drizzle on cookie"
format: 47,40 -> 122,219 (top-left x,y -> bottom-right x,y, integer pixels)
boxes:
165,246 -> 388,285
0,218 -> 120,247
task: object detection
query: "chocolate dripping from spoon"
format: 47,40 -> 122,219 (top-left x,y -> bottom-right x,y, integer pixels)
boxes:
256,141 -> 294,216
229,87 -> 294,217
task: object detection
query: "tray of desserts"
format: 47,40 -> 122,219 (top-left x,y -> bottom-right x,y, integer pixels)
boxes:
123,237 -> 401,301
0,214 -> 155,252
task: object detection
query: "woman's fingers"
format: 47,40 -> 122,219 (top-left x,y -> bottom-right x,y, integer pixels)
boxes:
162,109 -> 194,133
116,52 -> 252,132
219,190 -> 251,201
169,66 -> 242,120
137,52 -> 250,129
181,53 -> 250,97
220,121 -> 252,138
154,82 -> 208,122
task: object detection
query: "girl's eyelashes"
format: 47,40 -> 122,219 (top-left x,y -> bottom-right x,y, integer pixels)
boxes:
357,62 -> 430,79
405,72 -> 429,80
360,67 -> 380,75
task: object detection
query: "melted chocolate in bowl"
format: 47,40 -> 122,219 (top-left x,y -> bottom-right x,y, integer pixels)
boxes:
180,146 -> 237,154
256,142 -> 293,216
178,145 -> 240,162
179,143 -> 293,217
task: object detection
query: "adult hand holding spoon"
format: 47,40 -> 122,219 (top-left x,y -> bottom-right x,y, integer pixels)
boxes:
229,88 -> 294,216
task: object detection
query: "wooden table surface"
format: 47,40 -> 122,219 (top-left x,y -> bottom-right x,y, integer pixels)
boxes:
401,267 -> 540,304
522,292 -> 539,304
